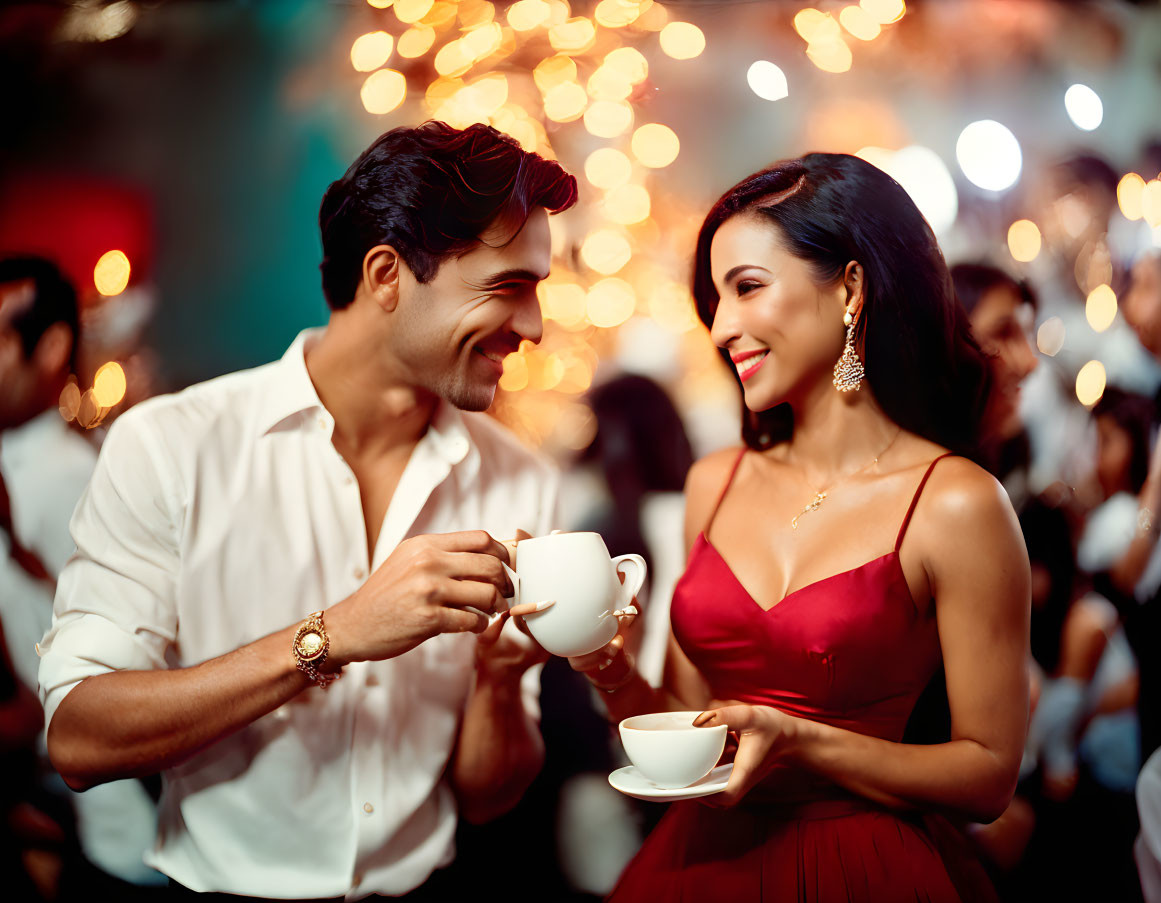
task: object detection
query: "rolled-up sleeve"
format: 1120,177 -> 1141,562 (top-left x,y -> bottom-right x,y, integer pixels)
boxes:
38,408 -> 183,729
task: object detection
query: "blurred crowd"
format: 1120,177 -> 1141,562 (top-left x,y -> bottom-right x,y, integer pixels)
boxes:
3,139 -> 1161,901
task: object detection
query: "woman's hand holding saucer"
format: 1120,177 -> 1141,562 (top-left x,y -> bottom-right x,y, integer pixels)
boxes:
692,704 -> 803,807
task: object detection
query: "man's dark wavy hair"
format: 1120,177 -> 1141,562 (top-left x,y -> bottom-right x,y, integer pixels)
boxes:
692,153 -> 991,456
318,121 -> 578,310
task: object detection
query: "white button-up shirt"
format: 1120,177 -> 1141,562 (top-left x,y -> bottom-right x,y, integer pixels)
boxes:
38,330 -> 560,899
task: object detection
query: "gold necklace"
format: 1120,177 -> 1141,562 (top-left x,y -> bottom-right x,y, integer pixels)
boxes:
789,429 -> 902,530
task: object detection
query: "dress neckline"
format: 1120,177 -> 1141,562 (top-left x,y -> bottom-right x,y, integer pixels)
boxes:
696,532 -> 907,615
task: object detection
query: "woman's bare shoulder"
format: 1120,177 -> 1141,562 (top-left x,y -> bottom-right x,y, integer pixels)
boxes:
921,455 -> 1014,524
685,446 -> 747,503
913,454 -> 1027,578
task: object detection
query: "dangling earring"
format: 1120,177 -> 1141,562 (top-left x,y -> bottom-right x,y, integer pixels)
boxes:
832,310 -> 864,393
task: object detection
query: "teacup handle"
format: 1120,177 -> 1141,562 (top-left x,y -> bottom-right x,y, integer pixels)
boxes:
611,554 -> 647,613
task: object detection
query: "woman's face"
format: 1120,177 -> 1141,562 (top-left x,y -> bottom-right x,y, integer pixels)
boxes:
1095,414 -> 1133,499
708,214 -> 847,411
969,283 -> 1038,441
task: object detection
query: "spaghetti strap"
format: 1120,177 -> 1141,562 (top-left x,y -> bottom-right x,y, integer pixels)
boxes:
704,448 -> 748,534
895,453 -> 953,552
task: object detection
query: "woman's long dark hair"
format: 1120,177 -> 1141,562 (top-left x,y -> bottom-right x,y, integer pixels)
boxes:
692,154 -> 991,455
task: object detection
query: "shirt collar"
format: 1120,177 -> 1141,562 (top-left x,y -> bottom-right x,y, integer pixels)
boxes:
257,329 -> 327,435
258,329 -> 480,482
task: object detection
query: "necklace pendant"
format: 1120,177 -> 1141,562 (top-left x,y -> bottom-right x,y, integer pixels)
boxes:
791,491 -> 827,530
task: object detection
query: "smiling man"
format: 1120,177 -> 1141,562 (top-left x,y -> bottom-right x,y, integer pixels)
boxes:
37,122 -> 577,900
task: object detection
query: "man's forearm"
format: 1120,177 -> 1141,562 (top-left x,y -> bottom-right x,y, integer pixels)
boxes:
47,622 -> 313,791
450,672 -> 544,824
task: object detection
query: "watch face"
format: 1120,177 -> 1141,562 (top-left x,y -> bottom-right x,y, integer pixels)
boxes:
297,629 -> 325,659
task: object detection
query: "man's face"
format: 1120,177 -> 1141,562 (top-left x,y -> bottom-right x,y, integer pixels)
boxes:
969,284 -> 1038,441
1123,254 -> 1161,360
389,208 -> 552,412
0,279 -> 38,427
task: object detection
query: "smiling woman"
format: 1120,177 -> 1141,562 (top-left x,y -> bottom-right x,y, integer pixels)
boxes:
564,153 -> 1029,903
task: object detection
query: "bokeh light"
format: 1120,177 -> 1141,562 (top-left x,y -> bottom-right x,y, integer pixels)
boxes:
806,33 -> 853,73
394,0 -> 434,24
1037,317 -> 1066,357
595,0 -> 641,29
659,21 -> 705,59
94,250 -> 131,296
604,46 -> 649,84
508,0 -> 551,31
1144,180 -> 1161,228
397,25 -> 436,58
361,69 -> 407,114
1119,173 -> 1146,221
542,81 -> 588,122
1064,83 -> 1103,131
350,31 -> 394,72
534,54 -> 577,93
839,5 -> 882,41
1008,219 -> 1042,263
549,17 -> 597,53
58,380 -> 81,422
499,351 -> 529,391
586,277 -> 637,327
581,229 -> 633,274
538,281 -> 588,326
583,100 -> 634,138
747,60 -> 789,101
631,123 -> 680,168
860,0 -> 906,24
1085,284 -> 1118,333
857,146 -> 957,235
585,147 -> 633,189
602,184 -> 651,224
1076,359 -> 1107,407
956,120 -> 1022,191
92,361 -> 127,408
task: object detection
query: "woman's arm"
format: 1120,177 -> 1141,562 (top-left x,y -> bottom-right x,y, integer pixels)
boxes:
698,460 -> 1031,824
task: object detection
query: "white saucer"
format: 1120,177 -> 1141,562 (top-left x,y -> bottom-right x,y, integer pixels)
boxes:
608,763 -> 733,801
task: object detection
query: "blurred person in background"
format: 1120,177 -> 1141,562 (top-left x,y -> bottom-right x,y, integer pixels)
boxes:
0,255 -> 163,899
580,374 -> 695,686
565,153 -> 1026,902
35,122 -> 577,901
949,262 -> 1040,506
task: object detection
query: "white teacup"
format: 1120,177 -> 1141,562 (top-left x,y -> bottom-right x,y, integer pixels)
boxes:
619,711 -> 727,789
506,531 -> 645,658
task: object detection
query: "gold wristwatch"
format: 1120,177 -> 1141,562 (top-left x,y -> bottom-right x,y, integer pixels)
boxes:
293,611 -> 340,689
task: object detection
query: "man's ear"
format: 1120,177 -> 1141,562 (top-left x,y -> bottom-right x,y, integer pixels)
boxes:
362,245 -> 402,313
33,322 -> 73,377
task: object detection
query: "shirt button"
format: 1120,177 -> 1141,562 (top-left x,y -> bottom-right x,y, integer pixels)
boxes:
344,476 -> 354,486
363,802 -> 374,814
354,567 -> 366,580
318,417 -> 327,430
366,673 -> 380,687
353,873 -> 364,887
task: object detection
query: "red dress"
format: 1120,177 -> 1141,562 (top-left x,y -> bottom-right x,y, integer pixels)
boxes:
608,452 -> 999,903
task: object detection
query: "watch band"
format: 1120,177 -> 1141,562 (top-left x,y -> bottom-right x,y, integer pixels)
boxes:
293,611 -> 341,689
